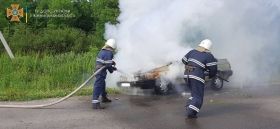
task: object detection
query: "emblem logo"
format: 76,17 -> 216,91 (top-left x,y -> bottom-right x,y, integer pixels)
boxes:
6,4 -> 24,22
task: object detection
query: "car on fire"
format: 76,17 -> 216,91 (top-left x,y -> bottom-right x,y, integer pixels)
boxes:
117,59 -> 233,95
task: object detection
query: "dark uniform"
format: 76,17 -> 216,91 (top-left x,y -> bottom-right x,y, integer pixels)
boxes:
182,49 -> 217,118
92,48 -> 116,106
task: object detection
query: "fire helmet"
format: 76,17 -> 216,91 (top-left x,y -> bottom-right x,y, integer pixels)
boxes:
105,39 -> 116,49
198,39 -> 212,50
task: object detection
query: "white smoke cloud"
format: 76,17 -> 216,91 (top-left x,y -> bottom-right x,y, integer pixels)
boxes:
105,0 -> 280,86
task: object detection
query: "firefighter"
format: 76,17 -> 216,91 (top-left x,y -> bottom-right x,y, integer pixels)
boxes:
182,39 -> 217,118
92,39 -> 117,109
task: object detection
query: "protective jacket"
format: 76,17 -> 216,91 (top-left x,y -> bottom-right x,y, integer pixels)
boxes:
95,48 -> 115,76
182,49 -> 217,83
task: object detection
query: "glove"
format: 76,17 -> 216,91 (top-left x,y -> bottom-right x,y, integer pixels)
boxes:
108,66 -> 117,73
112,61 -> 116,66
112,66 -> 117,71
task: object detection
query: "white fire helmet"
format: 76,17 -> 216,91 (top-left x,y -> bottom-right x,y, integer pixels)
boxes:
105,39 -> 116,49
198,39 -> 212,50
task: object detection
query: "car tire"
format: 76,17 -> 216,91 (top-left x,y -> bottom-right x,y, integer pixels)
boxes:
211,77 -> 224,91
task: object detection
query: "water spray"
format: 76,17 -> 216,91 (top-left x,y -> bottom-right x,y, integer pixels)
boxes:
116,69 -> 132,77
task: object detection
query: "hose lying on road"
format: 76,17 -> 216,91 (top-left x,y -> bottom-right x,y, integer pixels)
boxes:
0,66 -> 106,109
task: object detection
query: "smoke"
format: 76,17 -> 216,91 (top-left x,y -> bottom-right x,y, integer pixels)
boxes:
105,0 -> 280,86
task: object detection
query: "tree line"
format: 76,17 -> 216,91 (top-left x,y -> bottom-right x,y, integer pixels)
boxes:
0,0 -> 119,54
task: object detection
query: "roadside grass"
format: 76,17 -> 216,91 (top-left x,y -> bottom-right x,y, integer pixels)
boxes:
0,86 -> 120,101
0,50 -> 120,101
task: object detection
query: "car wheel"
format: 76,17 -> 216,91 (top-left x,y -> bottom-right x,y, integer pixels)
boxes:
154,78 -> 172,95
211,77 -> 224,91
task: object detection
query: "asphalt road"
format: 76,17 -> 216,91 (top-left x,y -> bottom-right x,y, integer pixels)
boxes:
1,85 -> 280,129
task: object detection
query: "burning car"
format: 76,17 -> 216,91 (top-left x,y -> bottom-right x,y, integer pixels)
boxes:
117,59 -> 233,95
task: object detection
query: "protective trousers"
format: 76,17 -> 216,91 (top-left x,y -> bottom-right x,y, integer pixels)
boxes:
185,78 -> 204,116
92,74 -> 107,102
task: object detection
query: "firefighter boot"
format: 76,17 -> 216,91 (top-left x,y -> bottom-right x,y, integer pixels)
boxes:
102,96 -> 112,103
186,107 -> 197,119
92,102 -> 105,109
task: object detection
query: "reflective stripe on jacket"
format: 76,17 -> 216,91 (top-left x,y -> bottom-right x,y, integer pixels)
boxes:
182,49 -> 217,83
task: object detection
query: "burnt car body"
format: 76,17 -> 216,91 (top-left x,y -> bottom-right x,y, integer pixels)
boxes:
117,59 -> 233,95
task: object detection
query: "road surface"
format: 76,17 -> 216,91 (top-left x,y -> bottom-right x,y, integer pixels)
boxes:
1,85 -> 280,129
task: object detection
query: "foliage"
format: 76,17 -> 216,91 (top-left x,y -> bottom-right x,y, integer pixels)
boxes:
0,0 -> 120,100
7,24 -> 91,54
0,0 -> 119,52
0,51 -> 96,101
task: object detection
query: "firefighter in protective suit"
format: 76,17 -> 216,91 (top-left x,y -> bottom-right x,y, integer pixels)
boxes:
182,39 -> 217,118
92,39 -> 117,109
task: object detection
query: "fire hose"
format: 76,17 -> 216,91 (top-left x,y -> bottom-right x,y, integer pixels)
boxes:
0,66 -> 106,109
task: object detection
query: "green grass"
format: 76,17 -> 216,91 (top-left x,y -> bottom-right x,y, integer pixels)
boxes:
0,50 -> 120,101
0,86 -> 120,101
